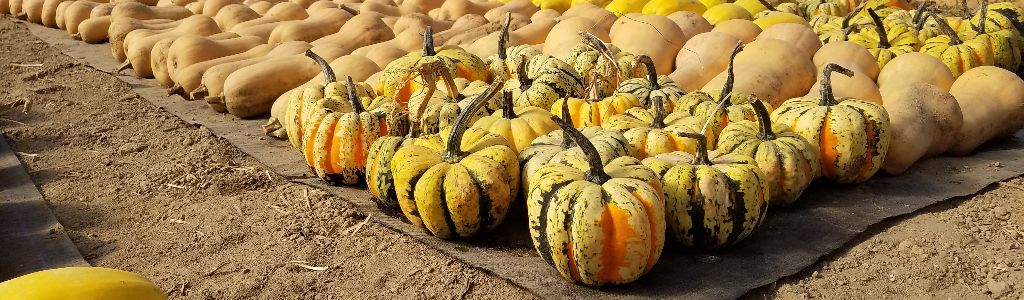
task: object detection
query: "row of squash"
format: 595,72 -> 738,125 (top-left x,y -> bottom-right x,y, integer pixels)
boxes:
279,11 -> 1024,285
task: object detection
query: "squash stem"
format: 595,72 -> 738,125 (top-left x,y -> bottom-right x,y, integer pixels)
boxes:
409,63 -> 440,138
841,3 -> 866,29
819,63 -> 855,106
580,32 -> 620,89
550,115 -> 611,184
635,55 -> 660,90
915,11 -> 930,31
497,13 -> 511,60
756,0 -> 777,11
716,43 -> 743,109
676,132 -> 713,166
912,2 -> 930,25
559,98 -> 575,148
305,49 -> 335,85
651,95 -> 666,129
751,100 -> 775,140
979,0 -> 989,34
345,76 -> 364,114
517,55 -> 533,87
867,8 -> 891,49
436,64 -> 463,101
501,91 -> 516,119
423,26 -> 437,57
932,12 -> 963,45
442,80 -> 503,162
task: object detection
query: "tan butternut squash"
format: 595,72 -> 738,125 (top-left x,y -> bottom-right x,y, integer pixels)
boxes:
876,52 -> 956,92
531,8 -> 560,22
666,10 -> 712,42
248,0 -> 273,14
700,38 -> 816,107
352,26 -> 422,60
881,83 -> 963,174
609,14 -> 686,75
397,0 -> 443,14
390,13 -> 452,35
483,0 -> 537,22
212,4 -> 259,30
158,34 -> 263,88
111,2 -> 192,20
198,0 -> 240,17
88,2 -> 111,17
812,41 -> 880,80
152,32 -> 243,87
466,15 -> 556,57
305,0 -> 337,11
187,1 -> 204,14
445,16 -> 526,47
668,31 -> 740,91
216,47 -> 356,117
753,23 -> 820,59
110,18 -> 179,61
192,41 -> 313,100
559,2 -> 615,28
171,42 -> 277,96
230,2 -> 306,28
121,15 -> 221,78
431,13 -> 489,44
173,0 -> 196,6
9,0 -> 24,16
427,0 -> 499,21
805,67 -> 882,104
77,15 -> 111,42
948,67 -> 1024,155
54,0 -> 71,29
62,0 -> 99,34
309,12 -> 395,51
542,17 -> 611,59
267,7 -> 352,43
358,0 -> 399,16
21,0 -> 46,23
288,0 -> 316,8
710,18 -> 760,44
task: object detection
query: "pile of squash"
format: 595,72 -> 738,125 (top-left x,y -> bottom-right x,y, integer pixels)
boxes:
7,0 -> 1024,288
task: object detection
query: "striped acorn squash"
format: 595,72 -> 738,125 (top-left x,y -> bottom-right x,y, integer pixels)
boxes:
527,115 -> 664,285
411,63 -> 492,135
674,44 -> 757,148
616,55 -> 685,113
717,99 -> 818,206
641,132 -> 768,250
519,101 -> 633,201
391,81 -> 519,238
378,26 -> 489,108
603,94 -> 707,159
848,8 -> 918,69
802,0 -> 848,18
964,0 -> 1023,72
883,2 -> 929,27
487,16 -> 542,82
562,33 -> 642,97
504,53 -> 585,110
970,0 -> 1024,34
550,90 -> 640,128
920,12 -> 995,77
285,50 -> 396,150
771,63 -> 891,184
471,91 -> 559,153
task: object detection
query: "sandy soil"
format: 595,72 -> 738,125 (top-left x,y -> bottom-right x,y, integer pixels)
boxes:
0,14 -> 1022,299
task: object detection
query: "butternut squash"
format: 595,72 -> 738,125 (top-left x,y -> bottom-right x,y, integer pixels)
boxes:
609,13 -> 686,75
427,0 -> 499,21
351,27 -> 422,63
752,23 -> 820,59
358,0 -> 399,16
9,0 -> 23,16
390,13 -> 452,35
171,42 -> 276,96
288,0 -> 317,8
309,12 -> 395,51
248,0 -> 273,14
109,18 -> 179,61
558,2 -> 615,29
121,15 -> 221,78
186,1 -> 204,14
216,47 -> 356,117
230,2 -> 306,29
77,15 -> 111,42
876,52 -> 956,92
88,2 -> 111,17
111,2 -> 192,20
158,34 -> 264,87
62,0 -> 99,34
152,32 -> 242,87
881,83 -> 963,174
398,0 -> 443,14
199,0 -> 240,16
54,0 -> 71,29
700,38 -> 816,107
531,8 -> 561,22
267,7 -> 352,43
444,16 -> 526,47
431,13 -> 489,44
192,41 -> 313,100
466,15 -> 557,57
666,10 -> 712,42
542,17 -> 611,59
21,0 -> 47,23
212,4 -> 258,30
668,31 -> 740,91
948,67 -> 1024,155
483,0 -> 538,22
805,67 -> 882,104
812,41 -> 880,80
710,18 -> 760,44
305,0 -> 337,12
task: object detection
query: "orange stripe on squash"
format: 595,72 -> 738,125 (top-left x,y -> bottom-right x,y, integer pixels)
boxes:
328,121 -> 342,174
354,122 -> 366,167
597,202 -> 641,283
633,188 -> 660,271
856,118 -> 877,181
819,115 -> 839,179
567,238 -> 582,282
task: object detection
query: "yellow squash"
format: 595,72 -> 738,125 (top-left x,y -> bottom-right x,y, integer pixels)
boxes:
0,267 -> 166,300
920,12 -> 995,77
471,91 -> 560,153
378,26 -> 489,108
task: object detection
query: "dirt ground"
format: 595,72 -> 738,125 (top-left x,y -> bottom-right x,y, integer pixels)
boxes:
0,14 -> 1022,299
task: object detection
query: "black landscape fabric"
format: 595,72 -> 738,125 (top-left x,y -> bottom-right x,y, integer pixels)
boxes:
24,22 -> 1024,299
